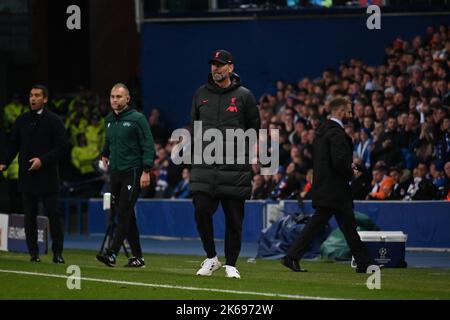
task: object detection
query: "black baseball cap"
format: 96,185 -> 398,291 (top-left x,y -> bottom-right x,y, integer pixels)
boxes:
208,49 -> 233,65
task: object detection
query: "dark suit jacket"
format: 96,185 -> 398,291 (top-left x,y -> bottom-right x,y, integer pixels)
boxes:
388,181 -> 408,200
1,108 -> 68,194
311,120 -> 354,212
413,179 -> 438,200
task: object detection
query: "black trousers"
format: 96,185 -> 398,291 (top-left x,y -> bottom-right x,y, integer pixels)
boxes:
109,169 -> 143,258
7,179 -> 23,214
22,192 -> 64,256
193,192 -> 245,267
287,206 -> 370,266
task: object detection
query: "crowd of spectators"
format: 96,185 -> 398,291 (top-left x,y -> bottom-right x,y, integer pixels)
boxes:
0,87 -> 180,205
1,25 -> 449,208
250,25 -> 450,201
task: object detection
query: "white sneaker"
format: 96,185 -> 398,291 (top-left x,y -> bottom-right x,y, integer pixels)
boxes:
196,256 -> 222,276
224,265 -> 241,279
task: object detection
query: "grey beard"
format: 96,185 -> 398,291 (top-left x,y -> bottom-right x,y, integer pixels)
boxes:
213,73 -> 226,82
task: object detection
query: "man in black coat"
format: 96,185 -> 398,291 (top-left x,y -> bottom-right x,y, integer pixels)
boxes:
370,116 -> 403,168
0,85 -> 68,263
351,163 -> 372,200
190,50 -> 260,278
282,97 -> 370,273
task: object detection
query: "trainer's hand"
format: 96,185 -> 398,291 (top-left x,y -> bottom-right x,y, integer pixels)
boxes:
351,163 -> 360,177
28,158 -> 42,171
101,156 -> 109,172
0,164 -> 6,172
140,171 -> 151,188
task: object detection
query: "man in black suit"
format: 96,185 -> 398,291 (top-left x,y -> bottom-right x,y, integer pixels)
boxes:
0,85 -> 68,263
387,167 -> 408,200
281,97 -> 370,273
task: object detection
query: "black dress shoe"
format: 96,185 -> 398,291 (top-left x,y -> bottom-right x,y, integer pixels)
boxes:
281,255 -> 307,272
30,255 -> 41,262
96,252 -> 116,267
53,255 -> 65,264
124,257 -> 146,268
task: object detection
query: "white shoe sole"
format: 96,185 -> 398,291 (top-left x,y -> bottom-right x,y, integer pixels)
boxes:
196,263 -> 222,276
224,266 -> 241,278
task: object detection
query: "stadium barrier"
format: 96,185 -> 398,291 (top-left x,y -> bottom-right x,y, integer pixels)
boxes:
0,213 -> 49,254
88,199 -> 266,242
86,199 -> 450,248
283,200 -> 450,248
61,198 -> 89,234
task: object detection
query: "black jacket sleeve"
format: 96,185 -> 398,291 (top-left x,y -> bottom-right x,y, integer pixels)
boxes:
190,91 -> 200,165
244,91 -> 260,131
191,92 -> 199,124
329,128 -> 353,181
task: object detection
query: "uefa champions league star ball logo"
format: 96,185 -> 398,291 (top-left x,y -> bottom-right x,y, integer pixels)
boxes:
379,247 -> 387,258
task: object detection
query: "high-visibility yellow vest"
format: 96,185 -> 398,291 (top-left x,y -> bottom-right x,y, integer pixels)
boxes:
71,144 -> 99,175
85,125 -> 104,151
3,155 -> 19,180
3,102 -> 25,131
68,96 -> 87,114
51,98 -> 66,111
69,119 -> 88,145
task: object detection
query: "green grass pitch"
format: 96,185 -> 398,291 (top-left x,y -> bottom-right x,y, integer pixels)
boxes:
0,249 -> 449,300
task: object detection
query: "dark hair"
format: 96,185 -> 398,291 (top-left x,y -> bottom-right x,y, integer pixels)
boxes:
389,167 -> 401,174
408,110 -> 420,123
373,165 -> 388,174
31,84 -> 48,98
329,97 -> 348,112
417,162 -> 428,168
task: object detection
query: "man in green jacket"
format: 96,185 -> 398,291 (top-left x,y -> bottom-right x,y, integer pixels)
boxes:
96,83 -> 155,268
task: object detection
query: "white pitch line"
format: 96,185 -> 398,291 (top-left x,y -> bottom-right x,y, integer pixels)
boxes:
0,269 -> 345,300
